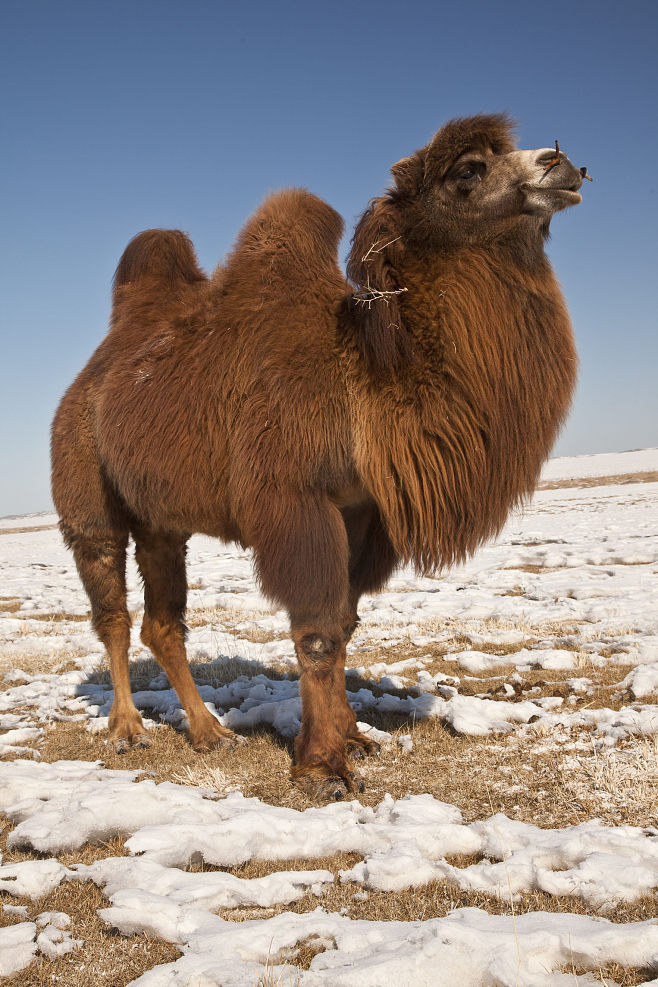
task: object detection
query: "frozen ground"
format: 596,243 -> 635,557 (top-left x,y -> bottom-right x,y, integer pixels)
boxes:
1,448 -> 657,985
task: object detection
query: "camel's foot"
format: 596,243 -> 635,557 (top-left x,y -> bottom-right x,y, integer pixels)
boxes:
190,715 -> 247,753
291,762 -> 365,802
347,732 -> 381,760
108,709 -> 153,754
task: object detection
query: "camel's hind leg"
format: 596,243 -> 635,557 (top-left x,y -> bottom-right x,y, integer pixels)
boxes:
53,381 -> 151,750
132,526 -> 244,752
64,527 -> 150,751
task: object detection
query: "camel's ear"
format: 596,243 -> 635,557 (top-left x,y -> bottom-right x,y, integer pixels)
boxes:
391,152 -> 425,196
346,197 -> 415,376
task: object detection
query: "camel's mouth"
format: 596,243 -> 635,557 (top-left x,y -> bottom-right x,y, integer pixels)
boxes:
521,183 -> 582,215
542,187 -> 583,204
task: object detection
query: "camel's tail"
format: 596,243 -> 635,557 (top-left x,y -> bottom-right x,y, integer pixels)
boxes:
112,229 -> 206,298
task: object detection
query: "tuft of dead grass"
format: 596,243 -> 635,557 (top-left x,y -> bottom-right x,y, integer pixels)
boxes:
185,605 -> 289,647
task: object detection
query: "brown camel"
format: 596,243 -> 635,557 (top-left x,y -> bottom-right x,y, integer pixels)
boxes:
51,114 -> 585,800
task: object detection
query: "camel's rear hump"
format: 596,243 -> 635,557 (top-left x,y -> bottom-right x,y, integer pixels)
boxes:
112,229 -> 206,297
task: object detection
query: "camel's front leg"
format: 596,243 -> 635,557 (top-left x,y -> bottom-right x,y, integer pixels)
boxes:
291,621 -> 364,801
245,487 -> 364,800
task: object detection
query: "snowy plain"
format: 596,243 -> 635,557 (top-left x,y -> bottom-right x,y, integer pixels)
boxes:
1,448 -> 658,985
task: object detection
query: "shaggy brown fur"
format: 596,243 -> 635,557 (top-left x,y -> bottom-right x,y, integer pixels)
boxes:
51,115 -> 584,801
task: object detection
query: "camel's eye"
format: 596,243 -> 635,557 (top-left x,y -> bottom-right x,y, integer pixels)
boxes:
454,161 -> 484,182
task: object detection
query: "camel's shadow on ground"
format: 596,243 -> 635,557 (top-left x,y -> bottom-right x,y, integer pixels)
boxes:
72,651 -> 415,764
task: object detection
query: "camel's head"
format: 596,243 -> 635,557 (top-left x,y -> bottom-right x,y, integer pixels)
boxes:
348,114 -> 588,373
391,114 -> 586,249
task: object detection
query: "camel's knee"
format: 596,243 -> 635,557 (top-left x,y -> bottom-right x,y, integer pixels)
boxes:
92,610 -> 131,648
292,620 -> 343,668
299,632 -> 340,664
141,615 -> 185,654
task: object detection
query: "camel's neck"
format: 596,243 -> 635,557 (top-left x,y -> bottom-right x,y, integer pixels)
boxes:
347,246 -> 578,572
398,243 -> 556,366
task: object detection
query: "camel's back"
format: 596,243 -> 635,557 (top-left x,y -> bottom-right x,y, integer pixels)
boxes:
53,189 -> 357,537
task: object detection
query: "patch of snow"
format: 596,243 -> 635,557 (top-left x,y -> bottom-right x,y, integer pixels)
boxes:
0,922 -> 38,979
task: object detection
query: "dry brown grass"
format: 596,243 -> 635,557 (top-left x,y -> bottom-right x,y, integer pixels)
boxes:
0,816 -> 181,986
185,605 -> 288,647
27,611 -> 90,623
503,564 -> 570,574
215,850 -> 657,927
85,652 -> 291,693
0,655 -> 85,688
3,559 -> 657,984
565,963 -> 654,987
449,658 -> 657,711
344,630 -> 654,712
538,470 -> 658,490
0,523 -> 58,536
25,699 -> 658,831
3,807 -> 655,984
3,707 -> 657,985
0,879 -> 182,987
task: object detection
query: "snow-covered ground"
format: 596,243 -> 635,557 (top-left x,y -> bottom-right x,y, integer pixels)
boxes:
540,447 -> 658,482
1,450 -> 658,985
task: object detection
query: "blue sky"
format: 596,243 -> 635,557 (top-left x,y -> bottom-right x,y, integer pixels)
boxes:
1,0 -> 656,516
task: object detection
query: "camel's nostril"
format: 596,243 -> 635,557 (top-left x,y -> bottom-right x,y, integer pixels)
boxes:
538,141 -> 563,171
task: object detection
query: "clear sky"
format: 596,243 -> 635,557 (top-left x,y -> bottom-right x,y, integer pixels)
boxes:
1,0 -> 656,516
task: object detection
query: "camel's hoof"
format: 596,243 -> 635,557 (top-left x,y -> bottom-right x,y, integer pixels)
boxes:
296,775 -> 348,802
133,732 -> 153,749
294,768 -> 365,802
348,770 -> 366,794
193,731 -> 247,753
111,731 -> 152,754
348,737 -> 381,760
322,777 -> 349,802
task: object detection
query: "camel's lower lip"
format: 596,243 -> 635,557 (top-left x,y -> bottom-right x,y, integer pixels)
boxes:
526,186 -> 582,203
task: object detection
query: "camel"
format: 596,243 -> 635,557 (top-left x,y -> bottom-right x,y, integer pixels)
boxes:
51,114 -> 586,800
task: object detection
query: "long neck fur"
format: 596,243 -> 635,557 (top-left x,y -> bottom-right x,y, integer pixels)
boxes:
344,235 -> 578,574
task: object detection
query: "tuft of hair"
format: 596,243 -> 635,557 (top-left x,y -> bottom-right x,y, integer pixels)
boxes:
346,195 -> 416,377
112,229 -> 206,295
423,113 -> 517,185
